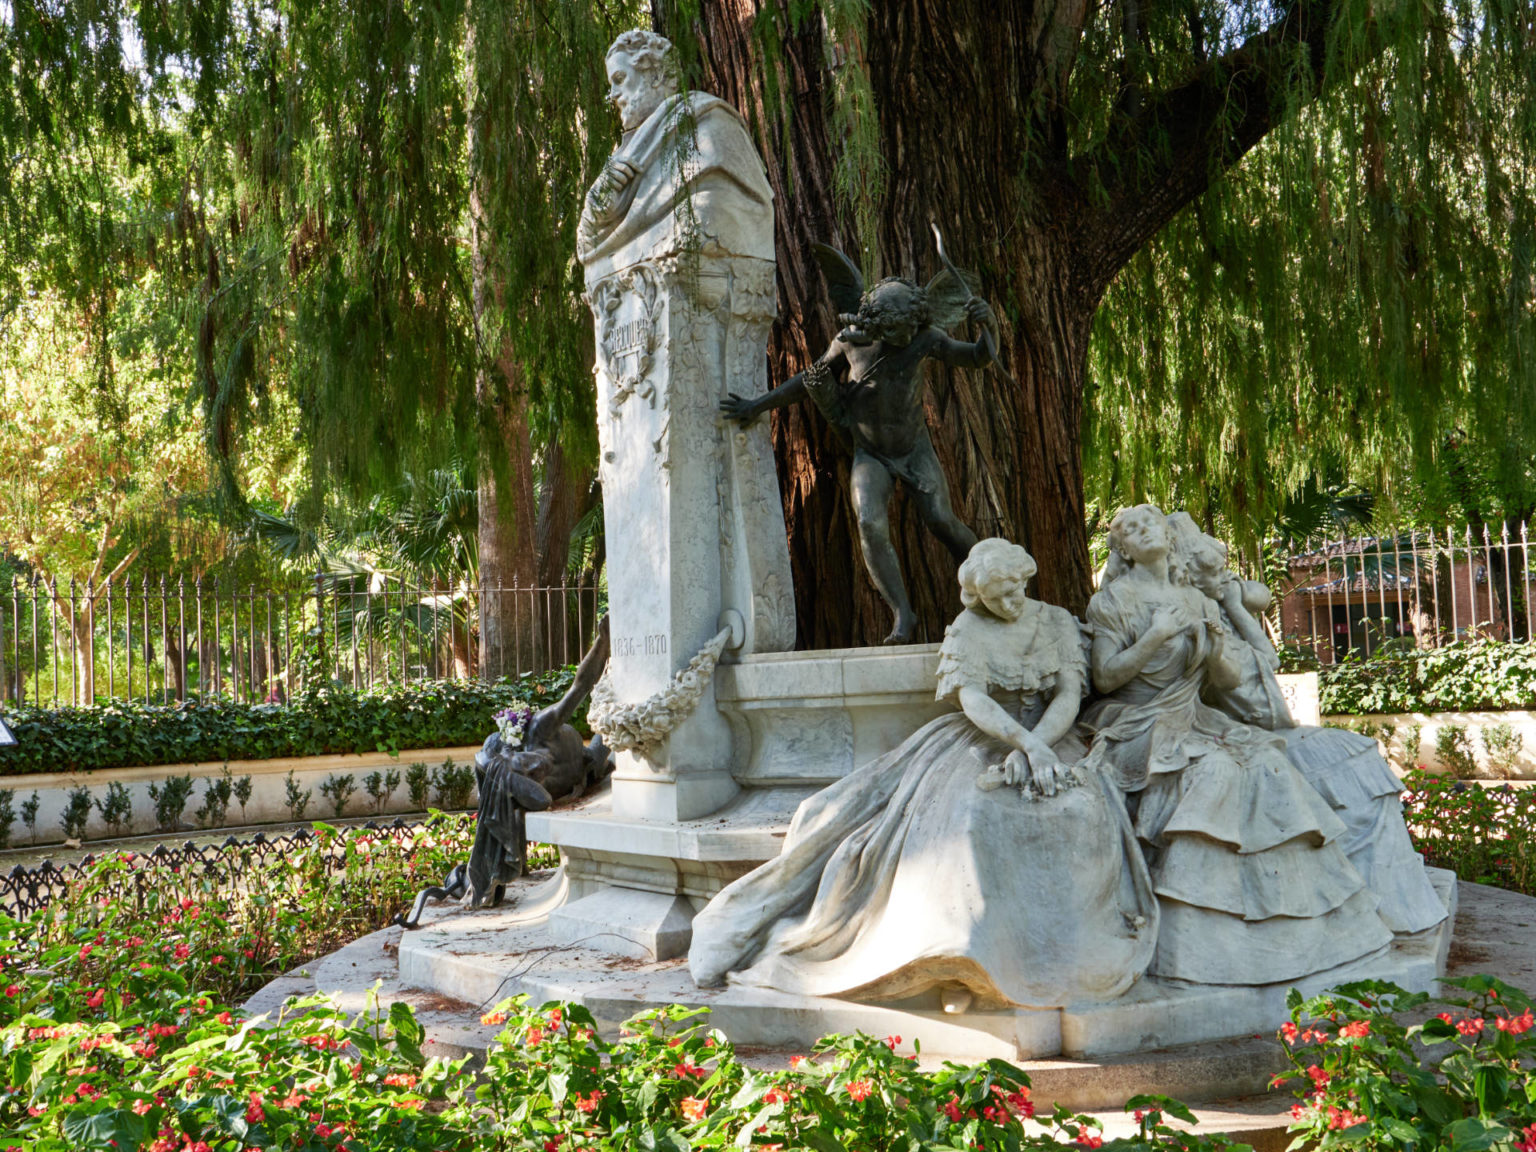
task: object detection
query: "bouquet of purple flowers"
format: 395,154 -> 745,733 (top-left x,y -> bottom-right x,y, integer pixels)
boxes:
493,705 -> 533,748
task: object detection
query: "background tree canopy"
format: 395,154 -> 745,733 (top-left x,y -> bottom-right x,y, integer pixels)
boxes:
1,0 -> 1531,647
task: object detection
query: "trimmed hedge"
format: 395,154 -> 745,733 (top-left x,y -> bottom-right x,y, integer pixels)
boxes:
1319,639 -> 1536,716
0,669 -> 576,776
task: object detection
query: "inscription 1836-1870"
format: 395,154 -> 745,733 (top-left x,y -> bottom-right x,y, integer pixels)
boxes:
613,634 -> 669,659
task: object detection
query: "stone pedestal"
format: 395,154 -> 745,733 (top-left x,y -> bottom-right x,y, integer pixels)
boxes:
588,254 -> 794,825
531,644 -> 951,959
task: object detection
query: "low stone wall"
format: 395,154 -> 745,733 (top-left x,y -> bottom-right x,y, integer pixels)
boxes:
1330,711 -> 1536,780
0,746 -> 481,848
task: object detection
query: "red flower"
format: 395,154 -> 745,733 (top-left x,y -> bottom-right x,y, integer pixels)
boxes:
1074,1128 -> 1103,1149
845,1080 -> 874,1102
1339,1020 -> 1370,1039
217,1012 -> 235,1026
672,1059 -> 705,1078
480,1010 -> 508,1026
884,1034 -> 901,1050
574,1090 -> 604,1114
131,1099 -> 154,1116
763,1086 -> 790,1105
3,985 -> 18,998
246,1094 -> 266,1123
1456,1017 -> 1485,1036
1496,1010 -> 1534,1034
680,1096 -> 708,1121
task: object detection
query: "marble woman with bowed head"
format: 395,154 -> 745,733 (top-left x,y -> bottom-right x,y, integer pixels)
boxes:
1082,505 -> 1396,986
688,539 -> 1158,1010
1167,514 -> 1447,935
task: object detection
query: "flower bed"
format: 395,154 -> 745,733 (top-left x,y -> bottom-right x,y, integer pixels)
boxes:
1401,770 -> 1536,896
0,819 -> 1243,1151
1279,977 -> 1536,1148
0,670 -> 575,778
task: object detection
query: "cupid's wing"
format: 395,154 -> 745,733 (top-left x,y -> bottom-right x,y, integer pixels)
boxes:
924,266 -> 981,331
811,243 -> 865,317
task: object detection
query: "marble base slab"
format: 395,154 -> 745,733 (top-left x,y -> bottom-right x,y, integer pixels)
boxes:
397,866 -> 1456,1062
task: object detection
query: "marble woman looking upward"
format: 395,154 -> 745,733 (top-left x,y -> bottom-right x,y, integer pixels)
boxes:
689,539 -> 1157,1010
1082,505 -> 1395,985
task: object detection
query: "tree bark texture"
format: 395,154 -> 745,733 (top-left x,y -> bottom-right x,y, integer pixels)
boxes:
475,350 -> 540,679
695,0 -> 1098,644
688,0 -> 1346,639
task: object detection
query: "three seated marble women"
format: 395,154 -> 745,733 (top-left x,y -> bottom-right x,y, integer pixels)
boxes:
689,507 -> 1445,1009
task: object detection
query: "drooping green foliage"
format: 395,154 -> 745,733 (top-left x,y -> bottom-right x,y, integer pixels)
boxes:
1,0 -> 632,526
1084,0 -> 1536,548
4,0 -> 1535,576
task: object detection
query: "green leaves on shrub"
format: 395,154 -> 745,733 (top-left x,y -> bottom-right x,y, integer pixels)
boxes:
1320,639 -> 1536,715
1279,977 -> 1536,1148
1402,770 -> 1536,894
0,671 -> 574,776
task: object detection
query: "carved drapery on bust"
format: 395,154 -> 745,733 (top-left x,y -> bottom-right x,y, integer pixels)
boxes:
576,31 -> 793,821
577,89 -> 775,281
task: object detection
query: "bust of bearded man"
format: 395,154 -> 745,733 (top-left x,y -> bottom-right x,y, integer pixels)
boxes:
577,29 -> 775,282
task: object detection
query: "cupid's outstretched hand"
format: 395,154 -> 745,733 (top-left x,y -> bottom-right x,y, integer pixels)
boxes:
965,297 -> 995,329
721,393 -> 761,425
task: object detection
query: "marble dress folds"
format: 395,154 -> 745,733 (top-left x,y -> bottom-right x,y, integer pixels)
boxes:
1202,575 -> 1446,935
689,603 -> 1158,1008
1082,578 -> 1395,986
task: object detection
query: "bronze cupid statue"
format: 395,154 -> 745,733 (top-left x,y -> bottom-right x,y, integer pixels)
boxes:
722,229 -> 998,643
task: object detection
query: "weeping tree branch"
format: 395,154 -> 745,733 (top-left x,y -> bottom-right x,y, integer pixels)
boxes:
1073,0 -> 1350,298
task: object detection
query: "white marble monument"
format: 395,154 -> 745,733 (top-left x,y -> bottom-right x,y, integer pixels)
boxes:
391,30 -> 1456,1066
576,28 -> 795,825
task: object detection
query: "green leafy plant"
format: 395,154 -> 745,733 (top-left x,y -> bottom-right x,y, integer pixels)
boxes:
406,762 -> 431,810
1279,976 -> 1536,1149
0,787 -> 14,849
60,783 -> 92,840
195,768 -> 234,827
320,771 -> 358,818
19,789 -> 39,837
365,766 -> 402,813
94,779 -> 134,838
1435,724 -> 1479,779
0,671 -> 575,776
431,759 -> 475,810
1481,722 -> 1524,780
1397,722 -> 1423,772
1402,770 -> 1536,894
284,769 -> 313,821
233,768 -> 254,821
1319,639 -> 1536,716
147,772 -> 194,831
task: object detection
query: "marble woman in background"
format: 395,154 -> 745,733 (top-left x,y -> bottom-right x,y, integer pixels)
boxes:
1168,514 -> 1447,935
690,538 -> 1157,1010
1082,505 -> 1395,986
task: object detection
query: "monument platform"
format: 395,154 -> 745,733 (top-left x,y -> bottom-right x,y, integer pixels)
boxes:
389,863 -> 1456,1062
245,868 -> 1522,1152
527,643 -> 953,960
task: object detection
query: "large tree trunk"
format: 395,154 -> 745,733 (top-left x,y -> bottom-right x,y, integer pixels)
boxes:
692,1 -> 1098,648
468,10 -> 541,680
475,352 -> 540,679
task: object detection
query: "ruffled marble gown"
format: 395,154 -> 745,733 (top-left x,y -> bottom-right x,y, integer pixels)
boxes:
689,604 -> 1159,1008
1202,582 -> 1446,935
1082,579 -> 1395,986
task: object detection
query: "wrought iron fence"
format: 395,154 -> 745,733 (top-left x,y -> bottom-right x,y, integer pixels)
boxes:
1277,521 -> 1533,664
0,574 -> 605,707
0,818 -> 431,919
